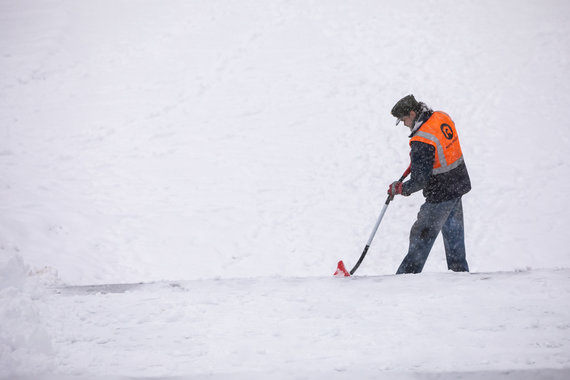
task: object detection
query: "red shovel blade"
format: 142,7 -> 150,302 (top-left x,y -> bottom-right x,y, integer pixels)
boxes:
334,260 -> 350,277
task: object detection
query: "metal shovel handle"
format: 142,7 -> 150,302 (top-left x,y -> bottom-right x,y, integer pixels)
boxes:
349,164 -> 411,275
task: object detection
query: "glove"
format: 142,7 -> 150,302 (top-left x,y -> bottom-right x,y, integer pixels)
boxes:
387,181 -> 403,197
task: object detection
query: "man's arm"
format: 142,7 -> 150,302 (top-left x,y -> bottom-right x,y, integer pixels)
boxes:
402,141 -> 435,196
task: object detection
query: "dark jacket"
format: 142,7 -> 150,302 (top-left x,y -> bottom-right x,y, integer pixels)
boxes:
401,111 -> 471,203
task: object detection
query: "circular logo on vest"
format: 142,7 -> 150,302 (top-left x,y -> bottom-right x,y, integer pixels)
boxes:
441,123 -> 454,140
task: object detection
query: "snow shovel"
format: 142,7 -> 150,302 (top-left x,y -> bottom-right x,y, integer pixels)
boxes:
334,165 -> 411,277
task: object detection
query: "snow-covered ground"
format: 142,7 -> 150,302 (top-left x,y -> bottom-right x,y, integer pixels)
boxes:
38,269 -> 570,379
3,258 -> 570,379
1,0 -> 570,378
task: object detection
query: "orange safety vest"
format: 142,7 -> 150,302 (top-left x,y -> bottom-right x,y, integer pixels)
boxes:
410,111 -> 464,175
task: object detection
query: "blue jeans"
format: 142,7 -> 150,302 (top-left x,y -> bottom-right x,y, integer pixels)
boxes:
396,197 -> 469,274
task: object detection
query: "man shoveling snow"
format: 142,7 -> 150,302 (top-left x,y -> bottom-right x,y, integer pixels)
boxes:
388,94 -> 471,274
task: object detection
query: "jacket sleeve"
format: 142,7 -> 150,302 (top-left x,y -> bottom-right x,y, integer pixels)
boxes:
402,141 -> 434,196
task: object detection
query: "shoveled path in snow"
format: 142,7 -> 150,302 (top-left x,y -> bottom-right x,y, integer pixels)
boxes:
43,269 -> 570,379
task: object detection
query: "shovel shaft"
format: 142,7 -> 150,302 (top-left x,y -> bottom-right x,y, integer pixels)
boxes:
349,244 -> 370,275
366,202 -> 389,246
350,202 -> 388,275
349,164 -> 411,275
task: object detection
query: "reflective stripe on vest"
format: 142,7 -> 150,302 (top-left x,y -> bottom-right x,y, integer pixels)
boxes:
410,112 -> 464,175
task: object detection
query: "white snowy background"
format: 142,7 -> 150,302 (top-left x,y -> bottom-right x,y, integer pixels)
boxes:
1,0 -> 569,379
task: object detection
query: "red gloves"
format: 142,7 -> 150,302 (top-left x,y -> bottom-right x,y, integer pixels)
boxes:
387,181 -> 403,197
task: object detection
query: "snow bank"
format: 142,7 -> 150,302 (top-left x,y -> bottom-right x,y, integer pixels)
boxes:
0,255 -> 54,378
